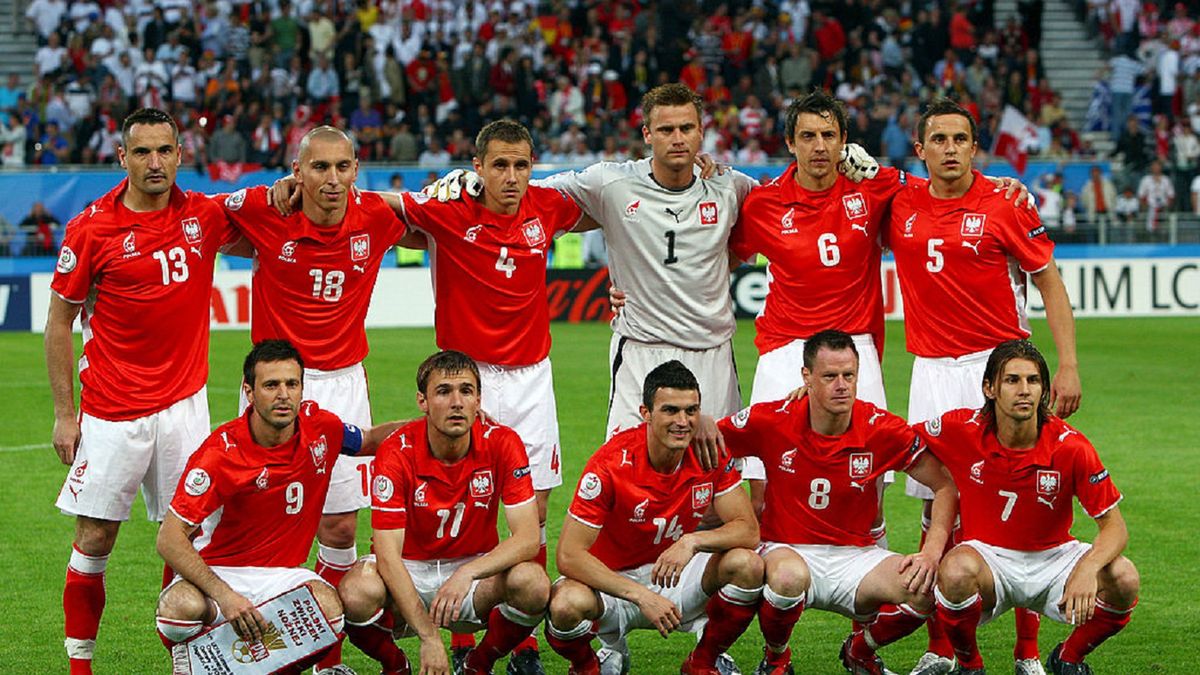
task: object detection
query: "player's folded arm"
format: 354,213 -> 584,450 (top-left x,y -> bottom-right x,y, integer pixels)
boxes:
697,480 -> 760,552
372,527 -> 441,641
905,451 -> 959,556
556,516 -> 648,603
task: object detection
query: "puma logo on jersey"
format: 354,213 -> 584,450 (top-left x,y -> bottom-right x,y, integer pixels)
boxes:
352,264 -> 365,274
474,500 -> 490,509
851,222 -> 869,236
190,246 -> 203,258
849,480 -> 869,491
1058,428 -> 1077,442
1037,496 -> 1058,509
88,203 -> 103,217
620,449 -> 633,466
962,240 -> 982,255
398,434 -> 412,451
868,411 -> 885,425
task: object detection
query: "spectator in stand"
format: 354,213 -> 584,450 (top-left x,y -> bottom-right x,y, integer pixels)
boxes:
250,112 -> 284,167
1109,52 -> 1146,140
1113,115 -> 1152,177
307,53 -> 340,106
37,121 -> 70,165
0,214 -> 13,256
1081,165 -> 1119,226
25,0 -> 66,45
208,115 -> 248,164
1157,40 -> 1181,121
417,137 -> 450,166
35,33 -> 67,80
949,4 -> 977,61
19,201 -> 60,255
0,113 -> 26,167
270,0 -> 301,67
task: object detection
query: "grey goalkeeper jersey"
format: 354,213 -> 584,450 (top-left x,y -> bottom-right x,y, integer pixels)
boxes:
539,159 -> 755,349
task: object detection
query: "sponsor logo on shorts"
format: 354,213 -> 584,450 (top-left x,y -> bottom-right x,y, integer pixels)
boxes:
513,465 -> 531,478
373,475 -> 394,502
692,482 -> 713,510
225,189 -> 246,211
184,468 -> 211,496
56,245 -> 77,273
699,201 -> 718,225
577,472 -> 602,500
74,459 -> 88,478
849,452 -> 873,479
470,470 -> 494,498
730,407 -> 751,429
1089,469 -> 1109,484
350,233 -> 370,261
181,217 -> 202,244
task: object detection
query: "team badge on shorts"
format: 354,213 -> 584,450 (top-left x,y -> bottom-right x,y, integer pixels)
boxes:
181,217 -> 202,244
470,470 -> 494,498
699,201 -> 718,225
961,213 -> 987,238
521,218 -> 546,247
56,245 -> 77,273
184,468 -> 211,496
849,452 -> 873,479
350,234 -> 370,261
842,193 -> 868,220
692,482 -> 713,510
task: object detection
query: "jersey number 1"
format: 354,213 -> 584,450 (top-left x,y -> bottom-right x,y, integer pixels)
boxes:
663,231 -> 678,265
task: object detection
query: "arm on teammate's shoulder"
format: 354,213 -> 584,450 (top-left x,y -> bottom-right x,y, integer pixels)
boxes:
373,528 -> 442,643
348,420 -> 410,457
219,235 -> 255,258
695,482 -> 760,553
46,294 -> 83,464
1031,259 -> 1081,418
906,452 -> 958,559
557,517 -> 654,604
984,174 -> 1036,209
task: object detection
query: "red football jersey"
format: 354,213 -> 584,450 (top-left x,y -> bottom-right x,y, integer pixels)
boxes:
567,426 -> 742,571
730,166 -> 906,355
170,402 -> 352,567
398,188 -> 582,365
50,181 -> 235,420
918,409 -> 1122,551
886,171 -> 1055,358
371,418 -> 535,560
222,186 -> 407,371
719,398 -> 925,546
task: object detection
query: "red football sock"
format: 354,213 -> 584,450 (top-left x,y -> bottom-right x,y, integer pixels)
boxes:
759,589 -> 805,652
859,603 -> 929,653
450,632 -> 477,649
314,545 -> 356,671
1060,598 -> 1135,663
1013,607 -> 1041,660
917,519 -> 955,658
347,616 -> 409,671
65,547 -> 108,674
935,591 -> 985,670
466,606 -> 540,671
690,586 -> 761,666
546,622 -> 597,670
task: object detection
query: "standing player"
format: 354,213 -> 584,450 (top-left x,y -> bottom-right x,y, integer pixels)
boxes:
921,340 -> 1138,675
889,98 -> 1081,675
717,330 -> 958,675
45,108 -> 238,675
337,350 -> 548,675
155,340 -> 399,673
546,361 -> 764,675
221,125 -> 422,674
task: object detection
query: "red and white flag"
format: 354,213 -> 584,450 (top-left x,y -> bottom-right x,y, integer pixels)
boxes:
992,105 -> 1039,174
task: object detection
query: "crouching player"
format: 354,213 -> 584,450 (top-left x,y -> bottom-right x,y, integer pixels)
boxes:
155,340 -> 400,672
923,340 -> 1138,675
338,350 -> 549,675
717,330 -> 958,675
546,361 -> 763,675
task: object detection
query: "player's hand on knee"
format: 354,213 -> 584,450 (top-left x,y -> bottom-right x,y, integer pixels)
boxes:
1059,564 -> 1100,625
267,175 -> 301,215
838,143 -> 879,182
52,416 -> 81,465
418,634 -> 451,674
695,152 -> 729,179
651,536 -> 696,589
608,286 -> 626,315
692,415 -> 725,471
635,589 -> 682,637
217,590 -> 268,641
1050,367 -> 1082,418
430,569 -> 472,627
898,551 -> 938,595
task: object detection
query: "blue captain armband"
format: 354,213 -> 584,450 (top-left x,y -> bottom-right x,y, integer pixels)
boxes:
341,424 -> 364,456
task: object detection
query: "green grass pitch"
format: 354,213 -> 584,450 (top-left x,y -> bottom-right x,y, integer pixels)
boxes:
0,317 -> 1196,673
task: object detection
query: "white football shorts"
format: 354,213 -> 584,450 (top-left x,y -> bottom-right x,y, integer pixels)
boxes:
959,539 -> 1093,625
361,553 -> 486,632
905,349 -> 991,499
590,551 -> 714,641
743,334 -> 886,481
238,362 -> 374,514
605,336 -> 742,439
478,358 -> 562,491
163,566 -> 330,624
57,387 -> 209,522
759,542 -> 897,621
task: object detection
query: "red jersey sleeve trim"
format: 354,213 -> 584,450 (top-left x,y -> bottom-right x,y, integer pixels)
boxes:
1021,261 -> 1051,275
1087,494 -> 1123,519
168,505 -> 201,528
372,506 -> 407,513
568,511 -> 603,529
52,289 -> 86,305
901,443 -> 929,472
503,495 -> 537,509
715,482 -> 743,497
